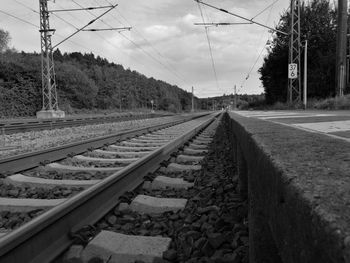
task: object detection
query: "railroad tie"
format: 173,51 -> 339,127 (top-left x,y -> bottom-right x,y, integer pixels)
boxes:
130,195 -> 187,214
108,145 -> 157,152
143,175 -> 194,190
176,154 -> 204,163
93,149 -> 149,158
73,155 -> 138,164
45,163 -> 123,174
3,174 -> 99,189
187,143 -> 208,150
81,231 -> 172,263
0,197 -> 66,212
183,148 -> 208,155
159,162 -> 201,173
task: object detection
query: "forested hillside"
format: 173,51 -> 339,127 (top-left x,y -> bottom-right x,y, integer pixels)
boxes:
259,0 -> 349,104
0,42 -> 196,117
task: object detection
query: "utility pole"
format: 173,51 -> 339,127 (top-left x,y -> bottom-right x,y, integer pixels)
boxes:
336,0 -> 347,97
119,86 -> 122,112
37,0 -> 64,119
234,85 -> 237,110
288,0 -> 301,104
151,100 -> 155,113
191,86 -> 195,112
304,40 -> 308,109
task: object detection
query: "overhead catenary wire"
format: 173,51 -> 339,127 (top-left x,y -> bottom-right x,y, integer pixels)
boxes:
2,4 -> 114,57
197,1 -> 220,91
194,22 -> 253,26
82,27 -> 131,32
194,0 -> 288,36
52,4 -> 118,48
54,0 -> 152,70
72,1 -> 172,71
101,0 -> 191,88
12,0 -> 82,32
240,0 -> 279,90
49,5 -> 113,13
251,0 -> 280,20
81,0 -> 191,88
0,9 -> 39,28
2,0 -> 163,74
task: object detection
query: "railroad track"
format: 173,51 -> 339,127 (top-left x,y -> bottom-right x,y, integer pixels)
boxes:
0,113 -> 222,263
0,113 -> 168,135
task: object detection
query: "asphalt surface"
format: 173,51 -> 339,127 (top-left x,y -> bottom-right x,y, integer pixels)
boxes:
234,110 -> 350,142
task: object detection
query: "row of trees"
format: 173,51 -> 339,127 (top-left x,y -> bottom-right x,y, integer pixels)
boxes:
259,0 -> 343,104
0,30 -> 196,117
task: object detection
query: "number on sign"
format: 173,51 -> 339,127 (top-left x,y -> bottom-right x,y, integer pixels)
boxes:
288,63 -> 298,79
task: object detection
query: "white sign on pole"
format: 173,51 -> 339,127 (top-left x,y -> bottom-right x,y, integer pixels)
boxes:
288,63 -> 298,79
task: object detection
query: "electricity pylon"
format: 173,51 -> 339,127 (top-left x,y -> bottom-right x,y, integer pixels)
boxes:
288,0 -> 302,103
37,0 -> 64,118
336,0 -> 347,97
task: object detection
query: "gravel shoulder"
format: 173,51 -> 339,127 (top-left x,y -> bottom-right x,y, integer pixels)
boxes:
0,116 -> 177,159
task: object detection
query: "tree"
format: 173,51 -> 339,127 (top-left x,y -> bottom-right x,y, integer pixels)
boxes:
259,0 -> 337,104
0,29 -> 10,53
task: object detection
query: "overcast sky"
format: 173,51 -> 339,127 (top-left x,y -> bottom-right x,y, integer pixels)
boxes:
0,0 -> 288,98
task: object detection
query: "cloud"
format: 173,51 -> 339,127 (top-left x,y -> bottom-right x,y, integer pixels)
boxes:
144,25 -> 181,42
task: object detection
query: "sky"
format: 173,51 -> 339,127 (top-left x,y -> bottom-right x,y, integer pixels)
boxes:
0,0 -> 288,98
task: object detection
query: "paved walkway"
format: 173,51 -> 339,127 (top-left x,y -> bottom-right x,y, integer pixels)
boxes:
234,110 -> 350,142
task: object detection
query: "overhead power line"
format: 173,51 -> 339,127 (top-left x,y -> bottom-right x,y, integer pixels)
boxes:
194,22 -> 252,26
84,0 -> 191,88
12,0 -> 80,31
251,0 -> 280,20
49,5 -> 113,13
10,0 -> 106,53
64,0 -> 154,69
194,0 -> 288,35
0,9 -> 39,28
197,1 -> 220,90
82,27 -> 131,32
102,0 -> 191,87
53,4 -> 118,48
240,0 -> 277,89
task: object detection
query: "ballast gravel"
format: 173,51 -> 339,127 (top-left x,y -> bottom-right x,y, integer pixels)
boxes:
0,116 -> 177,158
0,210 -> 45,230
0,180 -> 83,199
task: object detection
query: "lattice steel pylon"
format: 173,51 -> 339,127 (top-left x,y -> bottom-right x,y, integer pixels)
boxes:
37,0 -> 63,117
288,0 -> 302,103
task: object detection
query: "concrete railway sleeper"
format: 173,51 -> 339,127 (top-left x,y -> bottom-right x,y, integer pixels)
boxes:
0,113 -> 224,263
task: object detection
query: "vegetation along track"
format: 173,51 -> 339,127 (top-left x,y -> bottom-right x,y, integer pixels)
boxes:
0,112 -> 224,262
0,113 -> 167,135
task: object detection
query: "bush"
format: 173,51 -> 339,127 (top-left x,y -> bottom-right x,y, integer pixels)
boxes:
310,95 -> 350,110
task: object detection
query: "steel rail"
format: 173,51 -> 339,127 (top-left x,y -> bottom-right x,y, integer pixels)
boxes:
0,113 -> 218,263
0,114 -> 209,174
0,113 -> 169,135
